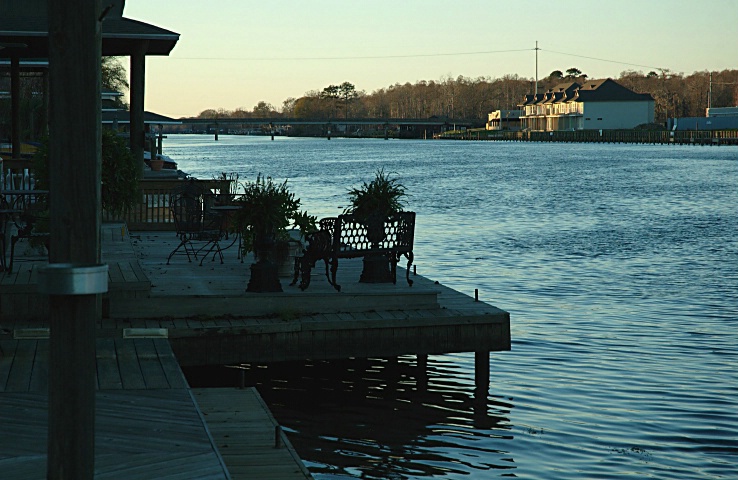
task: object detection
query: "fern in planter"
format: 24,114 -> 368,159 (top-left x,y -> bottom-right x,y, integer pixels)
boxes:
345,168 -> 407,220
345,169 -> 409,283
233,174 -> 316,292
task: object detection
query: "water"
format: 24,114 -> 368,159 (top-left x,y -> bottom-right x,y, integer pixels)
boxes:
170,135 -> 738,479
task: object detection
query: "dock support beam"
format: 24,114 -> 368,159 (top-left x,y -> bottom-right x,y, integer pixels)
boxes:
416,353 -> 428,391
474,350 -> 490,393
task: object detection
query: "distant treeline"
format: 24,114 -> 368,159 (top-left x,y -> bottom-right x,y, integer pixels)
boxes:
196,69 -> 738,125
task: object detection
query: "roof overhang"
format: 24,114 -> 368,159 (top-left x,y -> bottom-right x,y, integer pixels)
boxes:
0,16 -> 179,59
102,110 -> 182,126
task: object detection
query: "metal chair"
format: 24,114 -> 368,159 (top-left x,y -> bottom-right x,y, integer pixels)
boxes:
4,192 -> 50,273
167,180 -> 224,266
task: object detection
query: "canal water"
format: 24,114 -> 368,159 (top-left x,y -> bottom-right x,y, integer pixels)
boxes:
169,135 -> 737,479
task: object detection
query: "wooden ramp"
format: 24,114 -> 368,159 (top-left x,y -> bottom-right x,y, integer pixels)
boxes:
0,337 -> 312,479
194,388 -> 313,480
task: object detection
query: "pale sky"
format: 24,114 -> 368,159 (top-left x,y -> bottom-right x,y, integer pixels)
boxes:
123,0 -> 738,119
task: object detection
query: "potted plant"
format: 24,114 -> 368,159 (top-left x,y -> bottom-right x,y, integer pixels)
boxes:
345,168 -> 407,283
234,174 -> 315,292
33,129 -> 141,220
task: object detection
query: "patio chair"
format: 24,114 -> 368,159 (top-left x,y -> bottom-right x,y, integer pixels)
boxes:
167,180 -> 224,266
3,203 -> 51,272
4,192 -> 50,273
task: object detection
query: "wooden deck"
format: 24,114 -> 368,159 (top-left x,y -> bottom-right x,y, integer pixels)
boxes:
1,222 -> 511,367
0,336 -> 312,479
1,221 -> 509,478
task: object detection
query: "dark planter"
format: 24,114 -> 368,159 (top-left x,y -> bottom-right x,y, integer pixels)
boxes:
246,260 -> 283,292
360,253 -> 393,283
246,233 -> 284,293
360,215 -> 393,283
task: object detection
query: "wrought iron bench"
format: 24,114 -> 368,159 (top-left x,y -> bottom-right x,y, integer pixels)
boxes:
292,212 -> 415,291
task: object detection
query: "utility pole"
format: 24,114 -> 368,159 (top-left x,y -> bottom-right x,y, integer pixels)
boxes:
708,72 -> 712,111
534,41 -> 540,96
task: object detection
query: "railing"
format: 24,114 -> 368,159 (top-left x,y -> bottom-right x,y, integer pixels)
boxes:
1,158 -> 35,190
3,162 -> 232,231
105,178 -> 232,231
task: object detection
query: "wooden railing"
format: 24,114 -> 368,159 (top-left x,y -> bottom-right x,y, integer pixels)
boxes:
3,162 -> 232,231
105,178 -> 232,231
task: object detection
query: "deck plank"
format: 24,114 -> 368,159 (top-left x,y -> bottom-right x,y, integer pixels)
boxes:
4,339 -> 35,392
97,337 -> 123,390
115,338 -> 147,390
134,338 -> 171,389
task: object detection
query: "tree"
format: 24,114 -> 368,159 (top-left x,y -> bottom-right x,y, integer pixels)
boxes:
320,85 -> 340,117
281,97 -> 297,116
338,82 -> 358,118
566,67 -> 582,78
198,109 -> 219,119
293,95 -> 327,118
549,70 -> 564,79
252,101 -> 274,117
101,57 -> 129,93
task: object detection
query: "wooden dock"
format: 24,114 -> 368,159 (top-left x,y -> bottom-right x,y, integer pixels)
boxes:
1,221 -> 510,478
194,388 -> 312,479
2,224 -> 510,368
0,336 -> 312,479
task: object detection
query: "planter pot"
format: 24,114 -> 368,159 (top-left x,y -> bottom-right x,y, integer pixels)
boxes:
149,159 -> 164,171
359,253 -> 393,283
247,233 -> 285,292
246,260 -> 283,292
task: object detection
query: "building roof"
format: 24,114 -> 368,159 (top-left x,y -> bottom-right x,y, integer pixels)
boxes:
0,0 -> 178,59
574,78 -> 654,102
520,79 -> 653,107
102,110 -> 182,126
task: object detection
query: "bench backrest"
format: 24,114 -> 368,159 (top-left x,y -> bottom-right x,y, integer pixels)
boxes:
329,212 -> 415,258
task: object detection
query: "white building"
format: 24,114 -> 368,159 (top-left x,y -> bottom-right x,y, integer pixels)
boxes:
519,79 -> 654,131
486,109 -> 523,131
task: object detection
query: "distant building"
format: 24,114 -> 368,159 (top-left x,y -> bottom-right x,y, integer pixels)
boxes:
668,106 -> 738,131
519,79 -> 655,131
486,110 -> 522,131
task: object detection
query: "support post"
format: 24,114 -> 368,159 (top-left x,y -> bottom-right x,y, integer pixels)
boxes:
474,350 -> 490,394
10,56 -> 21,159
47,1 -> 102,478
129,40 -> 147,175
157,124 -> 163,154
416,353 -> 428,391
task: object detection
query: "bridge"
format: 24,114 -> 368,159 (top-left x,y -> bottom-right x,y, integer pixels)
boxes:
181,117 -> 477,127
176,117 -> 480,139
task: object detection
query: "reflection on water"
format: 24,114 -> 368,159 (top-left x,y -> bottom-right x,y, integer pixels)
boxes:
184,355 -> 516,479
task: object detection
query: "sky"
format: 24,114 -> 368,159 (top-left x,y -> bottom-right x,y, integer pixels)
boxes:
123,0 -> 738,119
